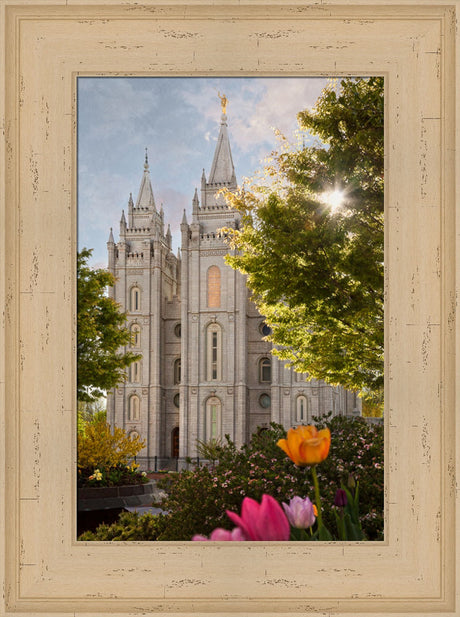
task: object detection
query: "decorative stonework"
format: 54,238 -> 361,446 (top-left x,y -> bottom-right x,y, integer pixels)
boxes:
200,249 -> 227,256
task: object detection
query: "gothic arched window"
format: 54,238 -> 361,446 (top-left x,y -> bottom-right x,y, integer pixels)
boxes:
130,323 -> 141,347
207,266 -> 221,308
205,397 -> 222,440
259,357 -> 272,383
130,360 -> 141,383
206,323 -> 222,381
128,395 -> 140,421
296,395 -> 309,423
130,286 -> 141,312
174,358 -> 181,384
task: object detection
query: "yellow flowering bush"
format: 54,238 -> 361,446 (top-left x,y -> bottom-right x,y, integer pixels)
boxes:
78,415 -> 145,472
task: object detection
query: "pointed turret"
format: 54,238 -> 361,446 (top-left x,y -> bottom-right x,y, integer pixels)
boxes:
208,110 -> 236,186
181,209 -> 188,226
192,188 -> 199,216
120,210 -> 127,235
135,148 -> 156,209
166,224 -> 172,248
107,227 -> 116,282
128,193 -> 134,227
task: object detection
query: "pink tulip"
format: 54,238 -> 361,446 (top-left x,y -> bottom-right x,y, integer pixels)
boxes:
282,496 -> 316,529
192,527 -> 246,541
226,494 -> 290,541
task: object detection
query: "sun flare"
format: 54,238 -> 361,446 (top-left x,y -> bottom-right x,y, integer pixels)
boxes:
320,189 -> 346,212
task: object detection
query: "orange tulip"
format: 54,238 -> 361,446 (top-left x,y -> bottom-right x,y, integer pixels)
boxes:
277,425 -> 331,466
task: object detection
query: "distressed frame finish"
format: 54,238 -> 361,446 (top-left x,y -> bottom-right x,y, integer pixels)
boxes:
0,1 -> 458,616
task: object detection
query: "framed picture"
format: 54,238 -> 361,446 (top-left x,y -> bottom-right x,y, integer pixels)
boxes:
0,1 -> 458,615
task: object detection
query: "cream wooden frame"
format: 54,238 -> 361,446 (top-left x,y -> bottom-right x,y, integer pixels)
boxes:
0,1 -> 458,615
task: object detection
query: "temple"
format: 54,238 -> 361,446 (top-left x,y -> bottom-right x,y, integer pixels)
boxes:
107,104 -> 360,469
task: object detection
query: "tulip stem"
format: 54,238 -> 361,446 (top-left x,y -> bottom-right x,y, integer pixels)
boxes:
311,466 -> 323,530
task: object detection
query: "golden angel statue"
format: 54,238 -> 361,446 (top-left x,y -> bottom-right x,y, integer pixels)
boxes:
218,91 -> 228,114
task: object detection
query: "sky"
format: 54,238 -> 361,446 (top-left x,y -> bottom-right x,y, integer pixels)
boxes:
77,77 -> 330,268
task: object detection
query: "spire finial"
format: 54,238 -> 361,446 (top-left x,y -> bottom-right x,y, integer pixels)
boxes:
144,148 -> 149,170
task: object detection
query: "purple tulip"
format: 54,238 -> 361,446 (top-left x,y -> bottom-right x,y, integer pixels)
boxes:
192,527 -> 246,541
282,496 -> 316,529
226,494 -> 290,541
334,488 -> 348,508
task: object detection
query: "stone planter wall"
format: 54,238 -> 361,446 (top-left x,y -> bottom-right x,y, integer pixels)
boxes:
77,481 -> 166,512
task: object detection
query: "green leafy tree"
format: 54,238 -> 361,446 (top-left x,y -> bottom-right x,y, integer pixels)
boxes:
226,77 -> 384,398
77,248 -> 140,402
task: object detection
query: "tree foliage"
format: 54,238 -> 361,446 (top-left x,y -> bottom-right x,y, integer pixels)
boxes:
77,248 -> 140,402
225,77 -> 384,397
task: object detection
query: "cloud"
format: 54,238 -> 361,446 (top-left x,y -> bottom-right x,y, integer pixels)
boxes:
78,77 -> 331,267
177,76 -> 328,175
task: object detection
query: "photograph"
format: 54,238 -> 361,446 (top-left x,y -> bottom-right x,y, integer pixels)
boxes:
76,76 -> 384,542
1,2 -> 456,614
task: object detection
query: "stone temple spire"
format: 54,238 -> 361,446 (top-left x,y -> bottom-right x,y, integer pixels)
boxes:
208,96 -> 236,186
135,148 -> 156,209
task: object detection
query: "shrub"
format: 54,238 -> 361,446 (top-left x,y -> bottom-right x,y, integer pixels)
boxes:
78,511 -> 169,541
78,415 -> 146,486
157,415 -> 384,541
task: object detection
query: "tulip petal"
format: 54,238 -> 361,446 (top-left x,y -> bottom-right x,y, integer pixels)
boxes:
298,424 -> 318,439
209,528 -> 233,541
226,510 -> 253,539
299,440 -> 323,465
286,428 -> 307,466
230,527 -> 247,541
226,497 -> 261,540
256,495 -> 290,541
317,428 -> 331,458
276,438 -> 292,459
